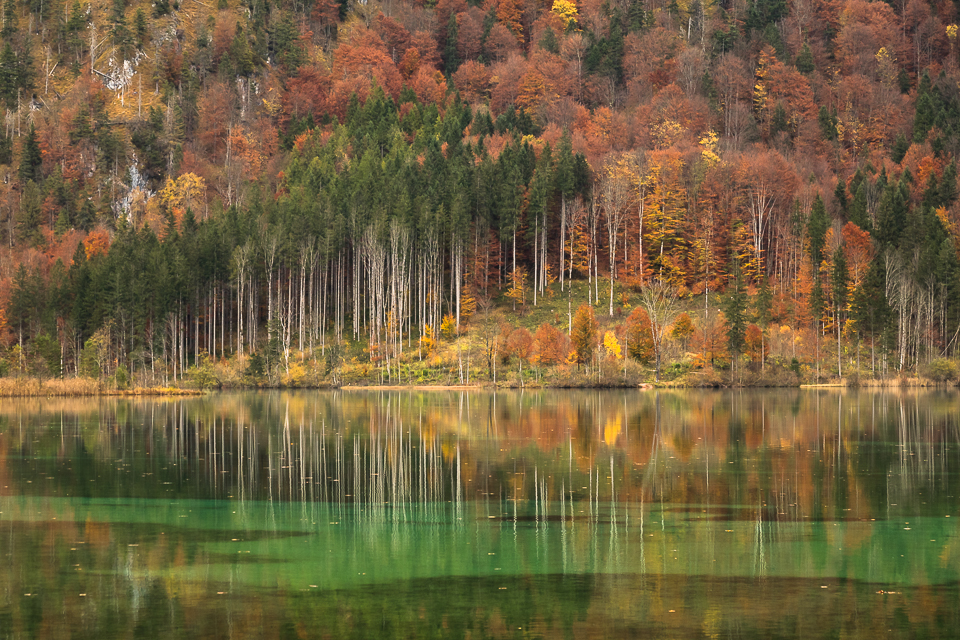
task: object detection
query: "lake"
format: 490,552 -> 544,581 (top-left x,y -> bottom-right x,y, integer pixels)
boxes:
0,389 -> 958,638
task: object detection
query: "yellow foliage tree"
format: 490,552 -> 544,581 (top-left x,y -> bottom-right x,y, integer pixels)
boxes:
671,312 -> 695,353
419,324 -> 435,357
551,0 -> 579,28
505,267 -> 528,309
603,330 -> 622,360
160,173 -> 207,217
440,313 -> 457,340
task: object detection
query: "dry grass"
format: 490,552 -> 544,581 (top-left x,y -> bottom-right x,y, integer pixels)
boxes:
0,377 -> 203,397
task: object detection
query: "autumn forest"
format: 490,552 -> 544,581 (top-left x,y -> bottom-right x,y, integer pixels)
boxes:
2,0 -> 960,388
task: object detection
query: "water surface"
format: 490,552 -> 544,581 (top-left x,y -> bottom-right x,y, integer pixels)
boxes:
1,389 -> 959,638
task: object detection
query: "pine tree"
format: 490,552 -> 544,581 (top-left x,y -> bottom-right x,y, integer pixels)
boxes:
939,161 -> 958,206
848,182 -> 870,231
1,0 -> 17,38
0,42 -> 18,105
109,0 -> 133,57
443,12 -> 460,75
850,258 -> 891,373
539,27 -> 559,54
795,42 -> 814,73
807,194 -> 830,267
833,179 -> 847,216
875,179 -> 908,247
831,244 -> 848,326
754,276 -> 772,327
723,256 -> 748,360
818,106 -> 838,141
0,128 -> 11,165
134,8 -> 147,47
891,132 -> 909,163
18,124 -> 43,184
913,72 -> 935,142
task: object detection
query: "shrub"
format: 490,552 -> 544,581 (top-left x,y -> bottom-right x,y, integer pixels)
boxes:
925,358 -> 959,383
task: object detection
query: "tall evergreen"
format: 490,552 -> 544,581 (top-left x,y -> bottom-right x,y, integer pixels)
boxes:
807,195 -> 830,267
443,12 -> 460,75
723,255 -> 748,359
875,179 -> 908,247
18,124 -> 43,185
831,244 -> 848,325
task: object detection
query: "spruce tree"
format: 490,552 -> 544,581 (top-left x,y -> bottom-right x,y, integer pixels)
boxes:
443,13 -> 460,75
833,179 -> 848,215
18,124 -> 43,184
795,42 -> 814,73
807,194 -> 830,267
831,244 -> 848,326
723,256 -> 748,360
1,0 -> 17,38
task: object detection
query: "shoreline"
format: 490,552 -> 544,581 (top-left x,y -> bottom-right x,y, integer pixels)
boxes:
1,376 -> 955,397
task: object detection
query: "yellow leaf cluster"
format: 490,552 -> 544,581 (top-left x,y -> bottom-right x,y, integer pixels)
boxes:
160,173 -> 206,215
603,330 -> 622,360
551,0 -> 579,28
698,129 -> 720,165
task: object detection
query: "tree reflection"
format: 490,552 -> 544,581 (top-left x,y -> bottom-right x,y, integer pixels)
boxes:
0,389 -> 959,637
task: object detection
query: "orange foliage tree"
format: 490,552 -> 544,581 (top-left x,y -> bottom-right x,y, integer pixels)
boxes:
83,229 -> 111,260
533,323 -> 568,366
624,307 -> 653,363
744,323 -> 768,365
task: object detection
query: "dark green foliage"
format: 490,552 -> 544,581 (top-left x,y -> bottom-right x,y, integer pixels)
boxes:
754,276 -> 772,327
626,0 -> 647,32
134,8 -> 147,47
0,40 -> 33,106
0,128 -> 11,165
8,263 -> 35,340
444,12 -> 460,74
269,13 -> 305,71
850,257 -> 892,344
897,67 -> 910,94
875,179 -> 908,247
831,244 -> 848,315
1,0 -> 16,37
810,276 -> 824,330
795,42 -> 814,73
711,13 -> 738,55
153,0 -> 170,17
939,161 -> 957,207
762,23 -> 785,57
109,0 -> 133,57
18,124 -> 43,184
833,179 -> 847,215
807,195 -> 830,267
494,106 -> 540,136
130,107 -> 167,189
745,0 -> 788,33
913,90 -> 935,143
891,132 -> 909,163
585,15 -> 624,84
539,26 -> 559,54
229,24 -> 257,76
770,102 -> 789,138
848,182 -> 870,231
724,255 -> 748,357
818,106 -> 838,141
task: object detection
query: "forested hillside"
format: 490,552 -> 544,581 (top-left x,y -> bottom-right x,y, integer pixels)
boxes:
2,0 -> 960,386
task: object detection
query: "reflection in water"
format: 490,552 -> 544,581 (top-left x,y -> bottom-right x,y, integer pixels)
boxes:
1,389 -> 959,638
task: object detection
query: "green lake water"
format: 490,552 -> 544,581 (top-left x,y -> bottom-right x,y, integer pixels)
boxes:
1,389 -> 959,638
